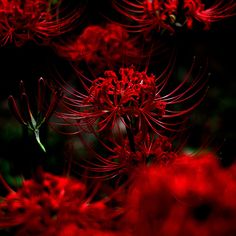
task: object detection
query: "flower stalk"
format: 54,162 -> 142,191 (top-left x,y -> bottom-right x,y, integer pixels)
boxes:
8,77 -> 63,153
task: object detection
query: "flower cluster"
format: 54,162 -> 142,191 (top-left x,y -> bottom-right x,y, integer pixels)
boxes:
0,172 -> 124,236
79,134 -> 177,179
0,0 -> 235,235
1,152 -> 236,235
58,65 -> 206,137
54,23 -> 140,74
113,0 -> 236,33
124,152 -> 236,235
52,61 -> 208,179
0,0 -> 82,46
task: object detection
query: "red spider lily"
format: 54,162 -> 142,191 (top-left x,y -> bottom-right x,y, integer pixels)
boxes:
184,0 -> 236,29
8,77 -> 63,152
55,63 -> 207,137
0,172 -> 124,235
0,0 -> 83,47
54,23 -> 140,74
124,151 -> 236,235
73,132 -> 177,180
112,0 -> 236,33
113,0 -> 178,33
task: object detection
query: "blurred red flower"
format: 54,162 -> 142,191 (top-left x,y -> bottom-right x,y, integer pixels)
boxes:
54,23 -> 140,74
0,172 -> 124,235
125,151 -> 236,235
0,0 -> 82,46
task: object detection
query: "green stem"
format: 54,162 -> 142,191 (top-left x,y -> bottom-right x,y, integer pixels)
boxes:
34,129 -> 46,153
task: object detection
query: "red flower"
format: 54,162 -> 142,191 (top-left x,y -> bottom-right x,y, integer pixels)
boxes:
124,151 -> 236,235
57,65 -> 207,136
0,172 -> 124,235
8,77 -> 62,152
76,132 -> 177,179
54,23 -> 140,74
0,0 -> 82,46
113,0 -> 236,33
113,0 -> 178,33
184,0 -> 236,29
